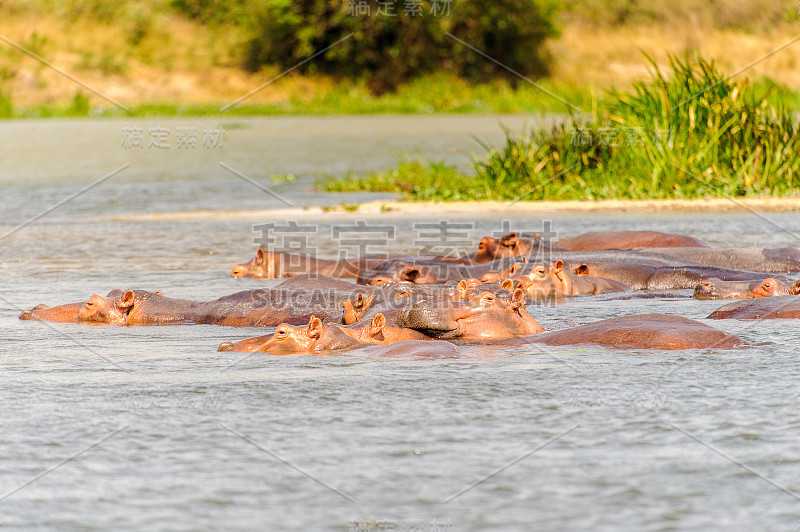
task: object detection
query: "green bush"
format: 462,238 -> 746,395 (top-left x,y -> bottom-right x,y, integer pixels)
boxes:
244,0 -> 560,94
325,55 -> 800,200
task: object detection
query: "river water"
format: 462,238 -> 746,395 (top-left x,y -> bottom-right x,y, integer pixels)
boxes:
1,116 -> 799,531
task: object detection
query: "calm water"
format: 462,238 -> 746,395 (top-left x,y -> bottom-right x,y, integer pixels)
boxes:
1,117 -> 800,531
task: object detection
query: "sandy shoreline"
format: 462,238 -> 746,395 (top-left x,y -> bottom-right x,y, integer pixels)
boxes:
87,196 -> 800,222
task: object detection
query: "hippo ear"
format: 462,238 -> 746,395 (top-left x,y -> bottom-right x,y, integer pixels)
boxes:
370,313 -> 386,334
306,316 -> 322,339
574,264 -> 589,276
117,290 -> 135,309
505,233 -> 518,251
511,288 -> 526,308
521,256 -> 529,264
354,293 -> 365,308
341,299 -> 354,324
154,291 -> 163,296
457,280 -> 469,299
500,278 -> 515,291
402,268 -> 420,283
552,260 -> 565,273
790,280 -> 800,296
255,248 -> 266,265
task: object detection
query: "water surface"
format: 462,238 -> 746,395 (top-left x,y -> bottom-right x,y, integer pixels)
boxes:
1,116 -> 799,531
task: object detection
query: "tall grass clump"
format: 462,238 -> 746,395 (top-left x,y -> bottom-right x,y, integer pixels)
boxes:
471,54 -> 800,200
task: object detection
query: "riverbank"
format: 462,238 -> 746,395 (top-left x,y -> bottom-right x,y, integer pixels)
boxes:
85,196 -> 800,224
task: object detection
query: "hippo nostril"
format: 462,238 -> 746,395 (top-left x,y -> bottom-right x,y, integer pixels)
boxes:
19,310 -> 35,320
231,265 -> 248,278
218,342 -> 236,351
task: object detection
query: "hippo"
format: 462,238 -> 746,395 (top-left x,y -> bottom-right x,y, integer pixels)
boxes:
529,314 -> 744,349
556,231 -> 710,251
218,313 -> 430,353
470,236 -> 503,264
395,288 -> 544,340
567,259 -> 791,291
20,287 -> 380,327
634,247 -> 800,273
17,289 -> 127,323
491,232 -> 568,260
499,259 -> 629,298
694,277 -> 800,300
231,249 -> 389,279
707,295 -> 800,319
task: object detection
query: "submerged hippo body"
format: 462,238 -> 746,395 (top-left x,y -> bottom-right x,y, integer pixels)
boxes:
530,314 -> 743,349
357,257 -> 526,285
707,296 -> 800,320
20,287 -> 379,327
694,277 -> 800,300
636,247 -> 800,273
557,231 -> 710,251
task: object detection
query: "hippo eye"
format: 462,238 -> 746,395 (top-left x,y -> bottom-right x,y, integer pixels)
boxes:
275,329 -> 287,337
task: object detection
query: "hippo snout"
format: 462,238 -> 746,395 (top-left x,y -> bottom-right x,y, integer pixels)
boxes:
218,341 -> 236,351
231,265 -> 249,278
693,281 -> 718,300
19,310 -> 36,320
396,300 -> 459,338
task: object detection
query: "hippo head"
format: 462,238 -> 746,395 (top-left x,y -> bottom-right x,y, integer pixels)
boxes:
396,288 -> 543,340
472,236 -> 501,263
495,232 -> 546,259
219,317 -> 325,354
507,260 -> 571,299
218,315 -> 367,354
231,249 -> 277,279
455,279 -> 512,302
344,313 -> 430,344
79,290 -> 138,324
694,277 -> 797,300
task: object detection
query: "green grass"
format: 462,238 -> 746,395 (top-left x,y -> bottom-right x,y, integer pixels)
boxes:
0,74 -> 598,118
5,71 -> 800,120
323,55 -> 800,201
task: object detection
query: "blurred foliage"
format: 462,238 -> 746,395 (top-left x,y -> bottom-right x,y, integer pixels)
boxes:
561,0 -> 798,29
241,0 -> 560,94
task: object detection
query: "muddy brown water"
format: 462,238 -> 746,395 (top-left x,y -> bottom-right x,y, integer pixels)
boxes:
1,116 -> 799,531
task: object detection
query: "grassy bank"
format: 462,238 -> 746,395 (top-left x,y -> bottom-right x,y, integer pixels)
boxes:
0,75 -> 596,118
323,56 -> 800,201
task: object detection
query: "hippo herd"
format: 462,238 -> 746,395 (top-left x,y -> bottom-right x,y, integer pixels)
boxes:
20,229 -> 800,355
